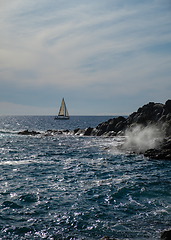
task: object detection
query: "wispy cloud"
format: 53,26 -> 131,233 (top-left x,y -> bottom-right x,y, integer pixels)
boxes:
0,0 -> 171,114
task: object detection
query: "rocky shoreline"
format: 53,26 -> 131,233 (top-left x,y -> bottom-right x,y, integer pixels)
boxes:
18,100 -> 171,161
100,228 -> 171,239
18,101 -> 171,239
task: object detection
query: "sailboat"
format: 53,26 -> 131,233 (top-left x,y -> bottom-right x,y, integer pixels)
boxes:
54,98 -> 70,120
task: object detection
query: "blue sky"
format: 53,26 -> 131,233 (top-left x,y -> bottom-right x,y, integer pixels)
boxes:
0,0 -> 171,115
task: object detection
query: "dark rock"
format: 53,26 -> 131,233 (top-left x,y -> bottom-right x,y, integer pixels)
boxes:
136,114 -> 147,124
44,130 -> 64,135
43,129 -> 70,136
106,116 -> 126,133
84,127 -> 93,136
126,112 -> 136,125
106,120 -> 116,131
91,127 -> 104,136
100,237 -> 117,240
75,129 -> 86,136
70,128 -> 80,135
62,129 -> 69,134
162,120 -> 171,137
127,102 -> 165,125
18,130 -> 41,135
17,99 -> 171,161
164,99 -> 171,115
96,122 -> 108,134
161,228 -> 171,240
103,131 -> 117,137
144,138 -> 171,160
115,120 -> 126,132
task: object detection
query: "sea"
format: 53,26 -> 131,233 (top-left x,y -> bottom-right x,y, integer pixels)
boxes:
0,116 -> 171,240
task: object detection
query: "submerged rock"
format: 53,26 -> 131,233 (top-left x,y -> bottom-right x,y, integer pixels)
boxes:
18,129 -> 41,135
100,237 -> 117,240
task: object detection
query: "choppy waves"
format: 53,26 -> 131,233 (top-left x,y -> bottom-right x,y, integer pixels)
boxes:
0,116 -> 171,239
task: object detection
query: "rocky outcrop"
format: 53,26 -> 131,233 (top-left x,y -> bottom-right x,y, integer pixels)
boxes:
161,228 -> 171,240
125,99 -> 171,137
100,237 -> 117,240
18,129 -> 41,135
18,100 -> 171,160
70,99 -> 171,138
144,138 -> 171,160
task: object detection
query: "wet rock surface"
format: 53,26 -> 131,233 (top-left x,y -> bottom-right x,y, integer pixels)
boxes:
100,237 -> 117,240
161,228 -> 171,240
144,138 -> 171,160
18,129 -> 41,135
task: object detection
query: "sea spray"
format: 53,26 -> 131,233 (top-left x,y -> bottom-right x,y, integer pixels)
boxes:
123,124 -> 165,153
0,116 -> 171,239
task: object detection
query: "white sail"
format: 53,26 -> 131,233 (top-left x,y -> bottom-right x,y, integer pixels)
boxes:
64,101 -> 69,117
58,98 -> 65,116
55,98 -> 69,120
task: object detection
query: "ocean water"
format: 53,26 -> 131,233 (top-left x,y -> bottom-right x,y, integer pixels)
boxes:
0,116 -> 171,240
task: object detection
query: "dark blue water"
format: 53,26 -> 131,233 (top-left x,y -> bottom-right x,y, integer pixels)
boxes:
0,116 -> 171,240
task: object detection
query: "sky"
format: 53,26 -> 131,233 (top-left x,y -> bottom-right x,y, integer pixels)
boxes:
0,0 -> 171,115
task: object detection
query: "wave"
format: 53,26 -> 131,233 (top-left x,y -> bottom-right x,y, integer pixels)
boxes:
0,129 -> 19,136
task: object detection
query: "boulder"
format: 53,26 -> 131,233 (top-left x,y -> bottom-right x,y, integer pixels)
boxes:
161,228 -> 171,240
84,127 -> 93,136
96,121 -> 108,133
144,138 -> 171,160
75,129 -> 86,136
91,127 -> 105,136
100,237 -> 117,240
70,128 -> 80,135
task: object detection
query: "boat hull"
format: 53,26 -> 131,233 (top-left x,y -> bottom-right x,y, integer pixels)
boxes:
54,116 -> 70,120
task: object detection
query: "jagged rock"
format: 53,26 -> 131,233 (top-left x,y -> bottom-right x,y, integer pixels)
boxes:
162,120 -> 171,137
96,121 -> 108,133
43,129 -> 70,136
44,130 -> 63,135
70,128 -> 80,135
17,99 -> 171,160
102,131 -> 117,137
84,127 -> 93,136
144,138 -> 171,160
63,129 -> 70,134
18,129 -> 41,135
90,127 -> 104,136
164,99 -> 171,114
75,129 -> 86,136
161,228 -> 171,240
100,237 -> 117,240
106,116 -> 126,132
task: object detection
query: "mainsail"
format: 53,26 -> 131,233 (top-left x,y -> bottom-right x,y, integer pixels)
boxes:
55,98 -> 69,120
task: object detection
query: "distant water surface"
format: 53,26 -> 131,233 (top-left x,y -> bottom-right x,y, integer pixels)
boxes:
0,116 -> 116,132
0,116 -> 170,240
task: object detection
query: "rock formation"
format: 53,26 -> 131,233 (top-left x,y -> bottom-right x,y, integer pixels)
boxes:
18,129 -> 41,135
161,228 -> 171,240
18,100 -> 171,160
